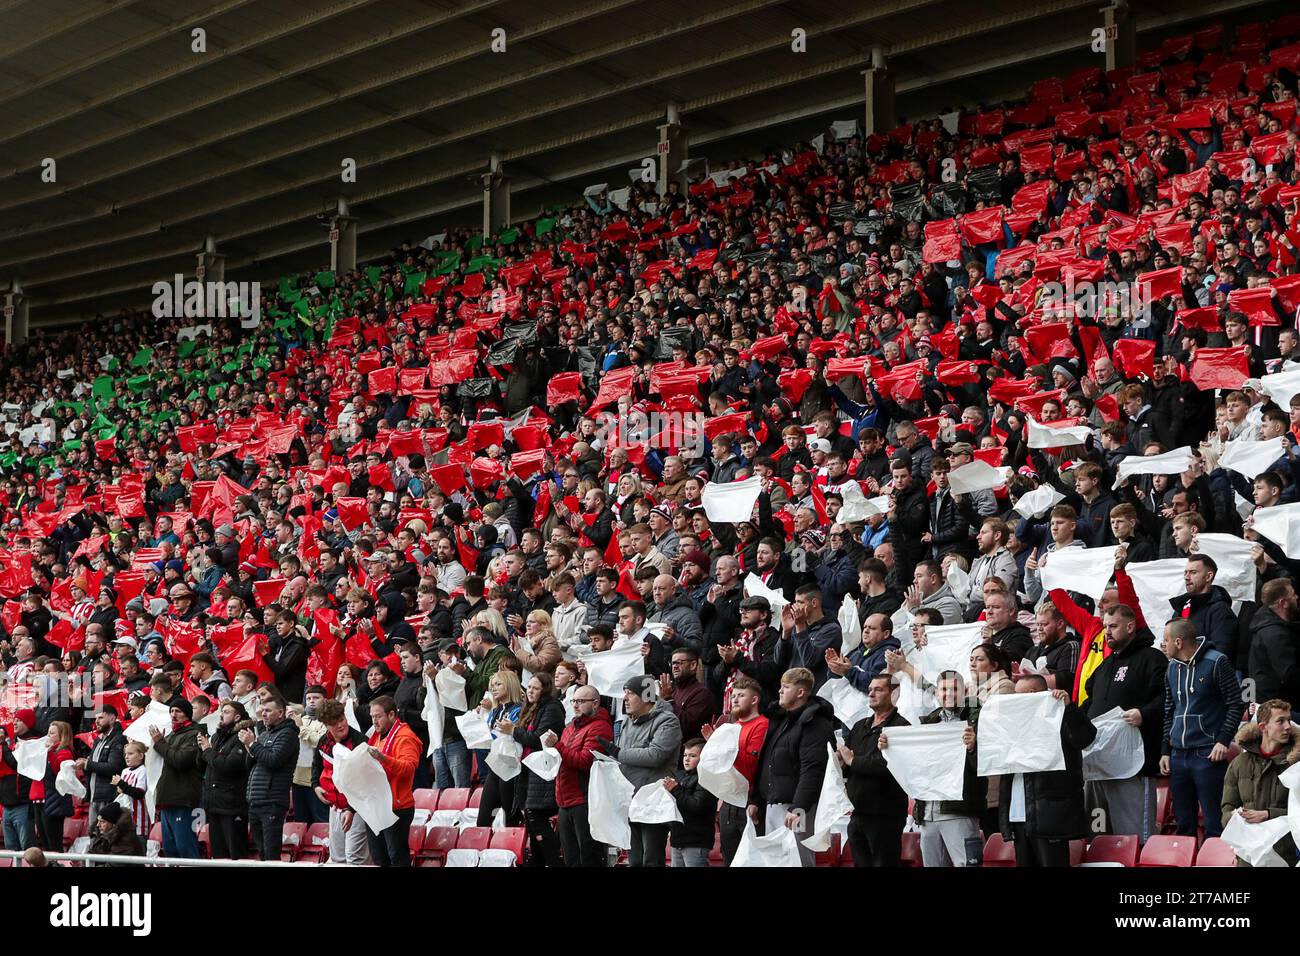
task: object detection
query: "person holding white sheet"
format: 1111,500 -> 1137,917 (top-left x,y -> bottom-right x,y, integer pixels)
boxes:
311,699 -> 371,866
981,592 -> 1033,664
991,676 -> 1097,867
902,560 -> 963,625
1022,504 -> 1085,609
704,676 -> 769,865
1221,698 -> 1298,867
500,673 -> 566,867
1023,602 -> 1080,692
747,667 -> 835,868
548,684 -> 613,867
1168,554 -> 1238,664
900,671 -> 984,867
0,708 -> 38,850
1081,604 -> 1167,842
600,675 -> 681,867
363,696 -> 422,866
953,518 -> 1018,619
841,673 -> 910,866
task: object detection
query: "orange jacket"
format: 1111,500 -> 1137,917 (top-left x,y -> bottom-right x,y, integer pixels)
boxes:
367,720 -> 422,811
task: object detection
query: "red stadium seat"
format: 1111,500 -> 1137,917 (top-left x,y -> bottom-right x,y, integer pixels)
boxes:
0,856 -> 11,867
438,788 -> 470,812
413,788 -> 440,812
490,827 -> 527,865
982,833 -> 1017,867
63,816 -> 88,850
1085,835 -> 1139,867
417,826 -> 459,867
297,823 -> 331,863
279,821 -> 307,861
1155,780 -> 1173,833
815,832 -> 842,867
1194,837 -> 1237,867
456,827 -> 492,852
1139,835 -> 1197,867
1069,839 -> 1086,867
407,825 -> 426,858
838,841 -> 854,866
900,831 -> 921,867
467,788 -> 483,809
196,823 -> 211,858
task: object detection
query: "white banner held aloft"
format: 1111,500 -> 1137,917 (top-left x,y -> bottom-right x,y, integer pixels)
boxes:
839,597 -> 862,654
743,573 -> 789,613
1218,436 -> 1285,480
911,621 -> 984,683
947,459 -> 1011,495
1026,415 -> 1091,448
881,722 -> 968,801
975,692 -> 1066,776
836,480 -> 884,524
802,745 -> 854,851
1261,364 -> 1300,408
1014,485 -> 1065,519
434,667 -> 468,712
1124,559 -> 1187,630
1081,707 -> 1146,781
1193,533 -> 1257,604
1038,545 -> 1118,602
1114,446 -> 1193,489
582,638 -> 646,697
817,675 -> 874,728
454,711 -> 494,750
702,475 -> 762,524
14,737 -> 49,781
333,743 -> 398,833
1249,502 -> 1300,560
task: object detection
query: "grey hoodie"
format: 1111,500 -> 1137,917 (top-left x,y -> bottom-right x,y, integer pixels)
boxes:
617,699 -> 683,789
919,582 -> 963,625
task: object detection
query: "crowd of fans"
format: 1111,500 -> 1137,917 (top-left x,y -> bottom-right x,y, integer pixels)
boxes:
4,15 -> 1300,868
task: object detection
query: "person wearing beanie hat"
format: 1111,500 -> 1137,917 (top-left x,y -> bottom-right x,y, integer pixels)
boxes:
89,800 -> 145,862
148,697 -> 205,858
1,707 -> 39,849
596,673 -> 681,867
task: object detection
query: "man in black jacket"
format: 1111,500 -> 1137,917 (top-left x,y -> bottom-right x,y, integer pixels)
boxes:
80,709 -> 126,826
1082,604 -> 1167,841
888,457 -> 929,588
1248,578 -> 1300,706
197,699 -> 251,859
841,673 -> 910,866
747,667 -> 836,867
699,555 -> 742,700
262,612 -> 311,705
1025,602 -> 1080,692
239,695 -> 299,860
1168,554 -> 1238,664
393,644 -> 430,787
982,592 -> 1033,664
996,677 -> 1097,866
777,585 -> 842,691
150,698 -> 204,858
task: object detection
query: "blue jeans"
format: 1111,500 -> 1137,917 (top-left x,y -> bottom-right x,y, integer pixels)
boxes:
433,740 -> 472,789
158,807 -> 201,858
671,845 -> 710,867
1170,747 -> 1229,838
2,803 -> 34,851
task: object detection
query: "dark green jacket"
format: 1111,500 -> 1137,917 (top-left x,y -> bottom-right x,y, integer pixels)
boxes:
1221,720 -> 1300,866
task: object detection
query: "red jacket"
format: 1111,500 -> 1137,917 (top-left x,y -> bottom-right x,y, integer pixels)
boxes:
367,720 -> 422,811
554,706 -> 614,809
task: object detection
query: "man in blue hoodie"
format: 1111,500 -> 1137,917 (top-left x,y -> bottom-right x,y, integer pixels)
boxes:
1161,619 -> 1244,839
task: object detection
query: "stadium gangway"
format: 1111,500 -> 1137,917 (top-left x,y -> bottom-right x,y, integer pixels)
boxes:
0,849 -> 342,867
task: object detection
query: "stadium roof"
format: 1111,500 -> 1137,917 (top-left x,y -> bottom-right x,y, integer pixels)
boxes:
0,0 -> 1276,326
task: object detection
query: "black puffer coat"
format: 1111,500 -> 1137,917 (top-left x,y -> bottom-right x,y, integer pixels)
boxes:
749,695 -> 836,815
244,718 -> 298,811
511,695 -> 567,813
197,725 -> 250,816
